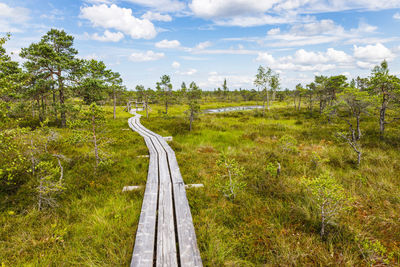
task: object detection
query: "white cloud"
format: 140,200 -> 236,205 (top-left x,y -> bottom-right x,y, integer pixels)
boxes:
267,28 -> 280,35
263,19 -> 380,47
394,12 -> 400,19
190,0 -> 277,19
176,68 -> 197,75
256,47 -> 353,72
196,41 -> 212,49
129,50 -> 165,61
141,11 -> 172,22
155,39 -> 181,48
125,0 -> 185,12
356,21 -> 377,33
90,30 -> 124,42
189,0 -> 400,27
289,19 -> 344,36
202,71 -> 253,88
214,14 -> 297,27
256,52 -> 275,64
0,3 -> 30,33
80,4 -> 156,39
353,43 -> 395,63
191,0 -> 400,18
172,61 -> 180,68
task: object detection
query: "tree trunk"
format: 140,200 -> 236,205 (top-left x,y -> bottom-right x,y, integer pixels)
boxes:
41,95 -> 45,120
379,98 -> 387,139
356,115 -> 361,141
52,90 -> 57,122
92,115 -> 99,168
357,150 -> 362,166
58,75 -> 66,127
321,206 -> 325,239
319,99 -> 323,114
189,113 -> 193,131
113,89 -> 116,120
145,98 -> 149,119
32,101 -> 35,118
298,95 -> 301,111
266,90 -> 270,110
37,98 -> 43,122
262,99 -> 266,116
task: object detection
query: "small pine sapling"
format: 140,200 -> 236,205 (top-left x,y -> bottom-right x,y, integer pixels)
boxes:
83,103 -> 106,169
216,153 -> 246,199
303,171 -> 351,239
278,134 -> 299,153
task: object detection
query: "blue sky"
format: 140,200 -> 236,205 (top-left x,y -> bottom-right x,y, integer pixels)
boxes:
1,0 -> 400,90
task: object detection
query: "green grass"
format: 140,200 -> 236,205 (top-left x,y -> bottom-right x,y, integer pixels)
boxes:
141,102 -> 400,266
1,101 -> 399,266
1,107 -> 148,266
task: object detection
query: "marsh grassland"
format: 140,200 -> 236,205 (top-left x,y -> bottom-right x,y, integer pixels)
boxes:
1,102 -> 399,266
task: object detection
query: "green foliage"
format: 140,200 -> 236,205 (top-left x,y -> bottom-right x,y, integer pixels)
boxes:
311,151 -> 329,169
156,74 -> 173,114
278,134 -> 298,153
35,161 -> 64,210
0,128 -> 29,193
216,153 -> 246,199
303,171 -> 351,238
356,236 -> 394,265
76,59 -> 108,104
186,81 -> 202,130
265,162 -> 278,177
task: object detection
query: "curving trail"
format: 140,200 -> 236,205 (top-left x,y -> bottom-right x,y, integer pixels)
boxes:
128,111 -> 202,267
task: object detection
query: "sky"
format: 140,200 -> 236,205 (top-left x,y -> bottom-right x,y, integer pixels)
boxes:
1,0 -> 400,91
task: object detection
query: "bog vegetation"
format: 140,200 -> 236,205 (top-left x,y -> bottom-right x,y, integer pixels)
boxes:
1,30 -> 400,266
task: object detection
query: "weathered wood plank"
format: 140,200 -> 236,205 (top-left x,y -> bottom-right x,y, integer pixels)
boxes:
128,112 -> 202,267
135,119 -> 202,266
129,117 -> 158,267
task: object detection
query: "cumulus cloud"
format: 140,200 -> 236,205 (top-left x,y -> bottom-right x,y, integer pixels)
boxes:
125,0 -> 185,12
218,15 -> 296,27
141,11 -> 172,22
176,68 -> 197,75
264,19 -> 379,47
129,50 -> 165,61
191,0 -> 400,19
0,3 -> 30,32
195,41 -> 212,49
190,0 -> 277,19
80,4 -> 156,39
256,47 -> 353,72
172,61 -> 180,68
155,39 -> 181,48
90,30 -> 124,42
393,12 -> 400,19
202,71 -> 253,88
353,43 -> 395,62
189,0 -> 400,27
267,28 -> 280,35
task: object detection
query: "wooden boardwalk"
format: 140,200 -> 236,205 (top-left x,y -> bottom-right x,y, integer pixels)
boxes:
128,111 -> 202,267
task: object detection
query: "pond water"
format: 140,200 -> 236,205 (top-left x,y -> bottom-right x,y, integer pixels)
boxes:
203,105 -> 263,113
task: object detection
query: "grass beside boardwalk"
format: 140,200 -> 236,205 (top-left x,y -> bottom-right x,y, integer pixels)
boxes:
141,102 -> 400,266
0,107 -> 147,266
1,102 -> 399,266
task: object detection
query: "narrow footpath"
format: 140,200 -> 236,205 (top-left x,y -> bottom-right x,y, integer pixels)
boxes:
128,110 -> 202,267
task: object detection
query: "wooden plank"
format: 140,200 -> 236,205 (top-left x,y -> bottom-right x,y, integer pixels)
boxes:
129,112 -> 202,267
155,147 -> 178,266
129,117 -> 158,267
136,120 -> 202,266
